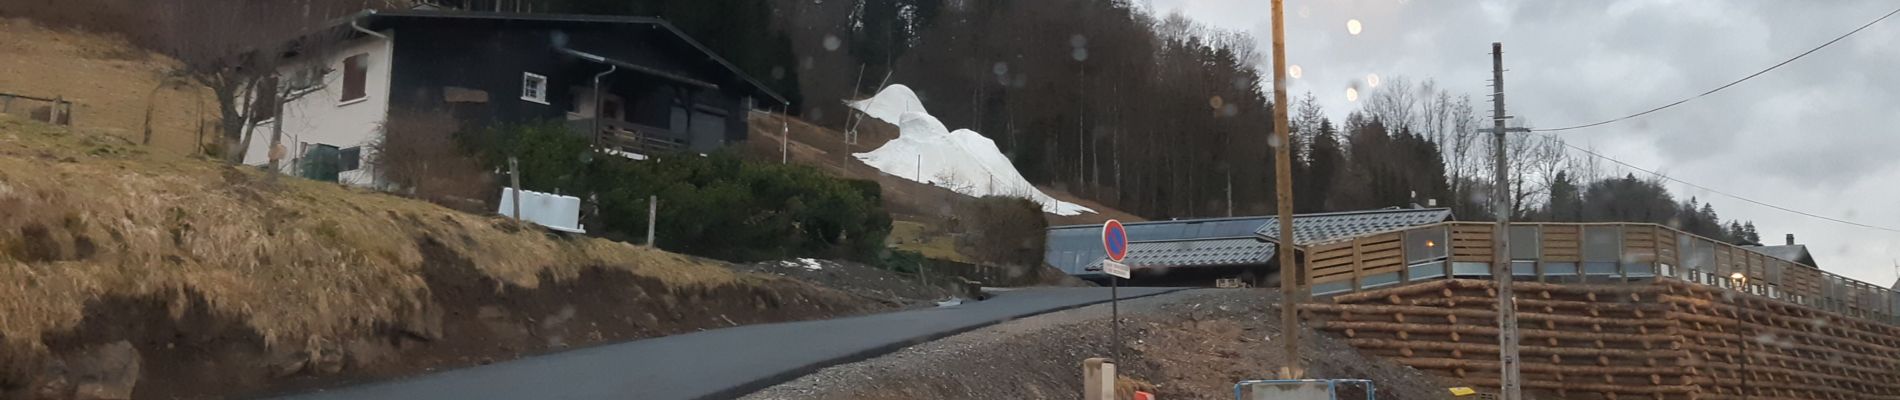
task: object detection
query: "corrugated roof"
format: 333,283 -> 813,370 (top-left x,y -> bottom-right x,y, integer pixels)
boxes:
1253,208 -> 1454,245
1121,238 -> 1276,267
1062,208 -> 1452,273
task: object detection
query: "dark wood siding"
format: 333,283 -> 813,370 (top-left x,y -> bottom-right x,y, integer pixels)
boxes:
386,19 -> 756,149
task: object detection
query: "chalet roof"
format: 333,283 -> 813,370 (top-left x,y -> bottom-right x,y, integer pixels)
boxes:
1741,244 -> 1820,268
353,9 -> 788,105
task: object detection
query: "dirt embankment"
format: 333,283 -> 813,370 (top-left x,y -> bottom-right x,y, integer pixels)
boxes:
0,117 -> 890,399
744,290 -> 1452,400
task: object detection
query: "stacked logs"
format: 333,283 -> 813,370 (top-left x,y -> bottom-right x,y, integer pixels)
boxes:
1300,279 -> 1900,400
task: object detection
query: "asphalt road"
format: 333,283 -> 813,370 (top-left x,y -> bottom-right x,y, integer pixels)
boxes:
279,286 -> 1182,400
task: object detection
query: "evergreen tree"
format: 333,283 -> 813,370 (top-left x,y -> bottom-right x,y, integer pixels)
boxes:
1544,171 -> 1582,222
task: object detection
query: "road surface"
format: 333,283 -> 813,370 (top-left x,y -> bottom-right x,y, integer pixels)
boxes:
280,286 -> 1181,400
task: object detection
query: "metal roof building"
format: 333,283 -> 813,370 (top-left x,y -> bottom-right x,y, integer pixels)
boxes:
1045,208 -> 1454,278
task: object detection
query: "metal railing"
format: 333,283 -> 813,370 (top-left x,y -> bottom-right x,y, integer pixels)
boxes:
1304,221 -> 1900,325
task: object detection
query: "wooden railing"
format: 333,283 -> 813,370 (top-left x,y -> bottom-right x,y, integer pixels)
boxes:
0,92 -> 74,126
570,118 -> 687,158
1305,221 -> 1900,325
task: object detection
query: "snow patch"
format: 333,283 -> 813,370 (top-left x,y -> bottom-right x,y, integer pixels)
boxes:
780,258 -> 824,271
847,85 -> 1096,216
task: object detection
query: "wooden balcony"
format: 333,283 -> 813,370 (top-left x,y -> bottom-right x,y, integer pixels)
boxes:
568,118 -> 687,160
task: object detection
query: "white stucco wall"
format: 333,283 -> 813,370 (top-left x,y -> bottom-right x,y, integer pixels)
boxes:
242,31 -> 395,187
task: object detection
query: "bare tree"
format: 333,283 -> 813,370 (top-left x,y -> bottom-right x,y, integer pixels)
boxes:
153,0 -> 365,167
1362,76 -> 1418,134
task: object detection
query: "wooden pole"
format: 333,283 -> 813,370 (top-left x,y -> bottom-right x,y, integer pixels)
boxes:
1489,42 -> 1523,400
646,195 -> 658,247
509,156 -> 522,221
1269,0 -> 1302,380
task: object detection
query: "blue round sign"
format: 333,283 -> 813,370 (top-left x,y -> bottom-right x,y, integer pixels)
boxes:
1102,219 -> 1128,262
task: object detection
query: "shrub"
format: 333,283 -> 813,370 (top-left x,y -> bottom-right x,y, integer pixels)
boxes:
956,196 -> 1048,267
473,121 -> 892,263
370,107 -> 493,210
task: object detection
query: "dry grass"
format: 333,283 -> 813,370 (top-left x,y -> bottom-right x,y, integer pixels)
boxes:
0,17 -> 211,157
0,115 -> 749,351
886,221 -> 968,263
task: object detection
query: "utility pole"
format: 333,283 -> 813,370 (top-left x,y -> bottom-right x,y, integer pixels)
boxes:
1486,42 -> 1524,400
1269,0 -> 1302,380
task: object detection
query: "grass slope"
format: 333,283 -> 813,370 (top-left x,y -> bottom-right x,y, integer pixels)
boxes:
0,114 -> 803,355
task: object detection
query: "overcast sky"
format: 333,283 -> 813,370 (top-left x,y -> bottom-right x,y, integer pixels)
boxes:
1146,0 -> 1900,285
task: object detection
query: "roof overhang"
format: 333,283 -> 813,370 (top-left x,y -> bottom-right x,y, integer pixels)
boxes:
340,9 -> 789,106
558,47 -> 718,90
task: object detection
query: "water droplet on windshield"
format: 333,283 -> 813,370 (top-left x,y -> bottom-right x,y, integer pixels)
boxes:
771,67 -> 786,80
823,34 -> 841,51
1070,34 -> 1088,49
1345,87 -> 1360,102
1347,19 -> 1363,35
993,62 -> 1009,76
1366,73 -> 1381,88
1072,48 -> 1089,62
1288,64 -> 1303,79
1209,96 -> 1225,110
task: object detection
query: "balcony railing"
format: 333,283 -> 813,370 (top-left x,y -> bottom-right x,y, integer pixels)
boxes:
1304,221 -> 1900,325
568,118 -> 687,159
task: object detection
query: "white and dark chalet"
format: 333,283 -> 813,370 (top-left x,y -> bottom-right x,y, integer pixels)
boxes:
243,9 -> 788,186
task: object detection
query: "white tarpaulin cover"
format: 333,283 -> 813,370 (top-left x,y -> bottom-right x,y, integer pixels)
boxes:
497,188 -> 585,233
847,84 -> 1095,216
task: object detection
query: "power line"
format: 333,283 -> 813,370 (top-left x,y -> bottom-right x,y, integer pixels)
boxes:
1534,5 -> 1900,133
1548,135 -> 1900,234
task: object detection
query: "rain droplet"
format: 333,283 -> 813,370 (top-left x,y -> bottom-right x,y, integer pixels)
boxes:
1268,135 -> 1283,148
808,107 -> 825,123
993,61 -> 1009,76
1366,73 -> 1381,88
823,34 -> 841,51
801,56 -> 814,70
1209,95 -> 1225,110
1288,64 -> 1303,79
1222,103 -> 1239,117
1072,48 -> 1089,62
1011,73 -> 1027,88
1346,19 -> 1363,35
771,66 -> 786,80
1070,34 -> 1088,49
1345,87 -> 1360,102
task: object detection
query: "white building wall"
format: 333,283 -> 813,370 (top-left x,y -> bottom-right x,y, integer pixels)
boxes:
242,31 -> 396,187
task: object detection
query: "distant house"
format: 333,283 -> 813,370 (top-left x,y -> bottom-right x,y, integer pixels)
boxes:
242,9 -> 787,186
1741,234 -> 1819,268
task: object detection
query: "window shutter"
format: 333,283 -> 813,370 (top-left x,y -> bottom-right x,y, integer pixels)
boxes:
342,54 -> 368,102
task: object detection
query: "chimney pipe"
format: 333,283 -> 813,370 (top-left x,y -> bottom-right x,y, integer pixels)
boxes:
1786,233 -> 1795,246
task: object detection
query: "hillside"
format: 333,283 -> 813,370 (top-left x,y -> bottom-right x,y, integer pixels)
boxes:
0,115 -> 895,398
0,18 -> 207,157
741,110 -> 1141,227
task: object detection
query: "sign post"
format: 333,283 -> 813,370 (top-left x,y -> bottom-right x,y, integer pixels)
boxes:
1102,220 -> 1129,362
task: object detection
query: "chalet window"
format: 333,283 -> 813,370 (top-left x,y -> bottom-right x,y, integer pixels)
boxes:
340,147 -> 362,171
341,54 -> 368,103
521,72 -> 548,104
